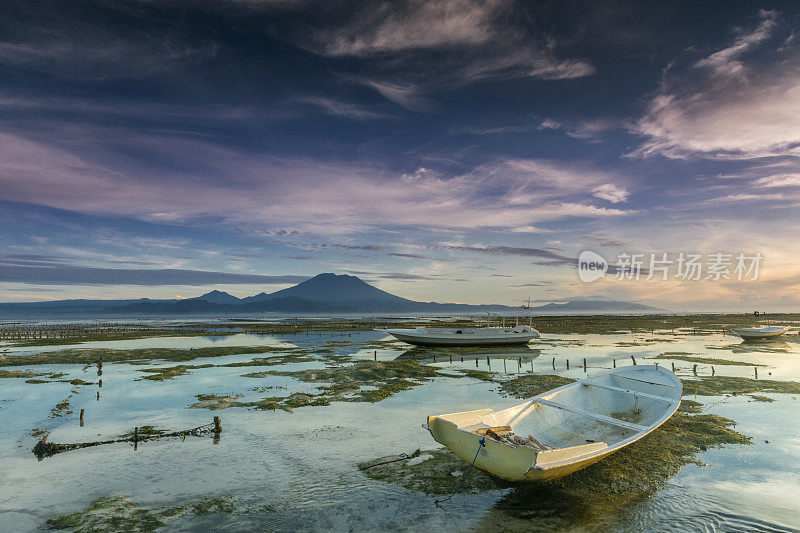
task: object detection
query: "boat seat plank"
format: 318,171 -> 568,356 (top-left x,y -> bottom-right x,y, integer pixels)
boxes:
615,374 -> 675,388
581,380 -> 676,403
532,397 -> 648,432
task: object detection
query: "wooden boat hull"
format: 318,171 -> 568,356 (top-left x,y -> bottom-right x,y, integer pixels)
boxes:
383,328 -> 539,346
426,364 -> 682,482
731,326 -> 790,339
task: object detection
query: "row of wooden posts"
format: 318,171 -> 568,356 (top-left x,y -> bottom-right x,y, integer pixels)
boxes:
0,326 -> 138,340
374,350 -> 761,378
74,358 -> 222,448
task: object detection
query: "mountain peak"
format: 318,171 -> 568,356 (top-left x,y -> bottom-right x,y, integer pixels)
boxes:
194,290 -> 240,304
264,272 -> 410,304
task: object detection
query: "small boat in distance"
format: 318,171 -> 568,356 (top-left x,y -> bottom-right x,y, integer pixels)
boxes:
380,325 -> 539,346
730,326 -> 790,339
424,364 -> 681,482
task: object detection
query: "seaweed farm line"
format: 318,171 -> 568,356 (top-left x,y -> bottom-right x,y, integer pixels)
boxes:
1,315 -> 799,532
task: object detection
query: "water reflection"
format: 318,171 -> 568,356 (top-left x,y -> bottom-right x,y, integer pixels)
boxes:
394,346 -> 541,363
478,483 -> 601,531
727,340 -> 792,353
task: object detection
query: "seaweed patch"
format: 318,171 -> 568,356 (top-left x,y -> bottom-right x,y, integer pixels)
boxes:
46,494 -> 234,531
362,402 -> 749,530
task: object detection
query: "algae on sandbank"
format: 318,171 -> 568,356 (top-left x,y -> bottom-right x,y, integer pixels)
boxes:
498,374 -> 576,398
362,402 -> 749,530
0,345 -> 298,367
681,376 -> 800,397
138,364 -> 207,381
651,354 -> 766,366
46,494 -> 234,532
196,360 -> 494,413
189,393 -> 243,410
0,369 -> 49,379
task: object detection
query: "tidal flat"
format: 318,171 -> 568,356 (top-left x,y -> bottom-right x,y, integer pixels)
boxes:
1,314 -> 799,531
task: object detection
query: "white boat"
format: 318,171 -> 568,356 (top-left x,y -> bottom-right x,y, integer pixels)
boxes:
424,364 -> 681,482
379,325 -> 539,346
730,326 -> 790,339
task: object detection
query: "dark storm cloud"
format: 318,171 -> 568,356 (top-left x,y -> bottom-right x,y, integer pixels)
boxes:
388,252 -> 430,259
0,264 -> 309,286
581,235 -> 630,248
436,244 -> 575,263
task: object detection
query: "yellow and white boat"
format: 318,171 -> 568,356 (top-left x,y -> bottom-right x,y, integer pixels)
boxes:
424,364 -> 681,482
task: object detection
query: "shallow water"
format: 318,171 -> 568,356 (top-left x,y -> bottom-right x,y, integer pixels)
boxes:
1,325 -> 799,531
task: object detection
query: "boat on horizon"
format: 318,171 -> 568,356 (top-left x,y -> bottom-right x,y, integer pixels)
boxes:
424,364 -> 681,482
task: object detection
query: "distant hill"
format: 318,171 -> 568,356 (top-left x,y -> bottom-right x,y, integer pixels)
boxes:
530,300 -> 663,312
192,290 -> 241,305
0,273 -> 663,316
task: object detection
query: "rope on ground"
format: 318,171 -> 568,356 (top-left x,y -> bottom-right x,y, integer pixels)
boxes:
435,436 -> 485,506
358,449 -> 421,470
33,422 -> 219,459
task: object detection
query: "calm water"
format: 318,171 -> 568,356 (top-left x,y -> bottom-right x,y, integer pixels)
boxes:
0,327 -> 798,531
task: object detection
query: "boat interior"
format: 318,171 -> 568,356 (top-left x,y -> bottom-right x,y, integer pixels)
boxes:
442,367 -> 681,453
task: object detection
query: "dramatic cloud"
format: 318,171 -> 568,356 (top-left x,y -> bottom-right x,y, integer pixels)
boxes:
592,184 -> 630,203
3,2 -> 800,309
633,10 -> 800,159
296,96 -> 389,120
693,10 -> 777,77
0,131 -> 629,232
316,0 -> 496,55
0,2 -> 218,80
300,0 -> 594,102
754,173 -> 800,188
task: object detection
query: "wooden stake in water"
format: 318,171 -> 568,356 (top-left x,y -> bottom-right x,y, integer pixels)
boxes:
213,416 -> 222,433
566,359 -> 570,370
671,362 -> 675,373
754,366 -> 758,379
552,357 -> 555,370
583,358 -> 587,372
693,364 -> 697,375
613,358 -> 616,368
631,356 -> 637,365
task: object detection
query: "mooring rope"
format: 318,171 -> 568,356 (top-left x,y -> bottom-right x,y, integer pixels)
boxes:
435,436 -> 486,506
358,449 -> 420,470
33,422 -> 219,459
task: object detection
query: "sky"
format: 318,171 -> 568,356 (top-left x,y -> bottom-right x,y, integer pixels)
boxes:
2,0 -> 800,311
